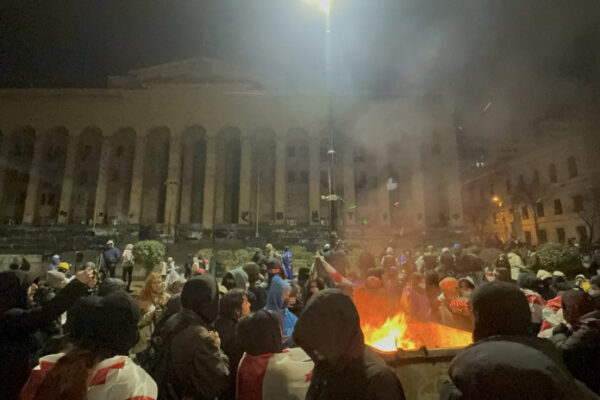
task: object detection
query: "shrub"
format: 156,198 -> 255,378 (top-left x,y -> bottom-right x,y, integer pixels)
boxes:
133,240 -> 166,274
535,243 -> 583,278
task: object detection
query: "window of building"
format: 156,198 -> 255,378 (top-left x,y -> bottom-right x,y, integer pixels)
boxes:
536,202 -> 545,217
556,228 -> 566,243
573,195 -> 584,212
554,199 -> 563,215
518,174 -> 525,191
524,231 -> 532,245
549,163 -> 558,183
287,146 -> 296,158
567,156 -> 578,178
521,206 -> 529,219
506,179 -> 511,194
537,229 -> 548,244
287,170 -> 296,183
300,170 -> 309,183
533,170 -> 540,186
320,170 -> 328,188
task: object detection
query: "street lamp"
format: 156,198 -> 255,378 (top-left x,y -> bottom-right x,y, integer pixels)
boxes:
303,0 -> 338,236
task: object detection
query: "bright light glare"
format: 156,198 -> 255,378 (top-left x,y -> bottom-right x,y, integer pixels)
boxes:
303,0 -> 331,15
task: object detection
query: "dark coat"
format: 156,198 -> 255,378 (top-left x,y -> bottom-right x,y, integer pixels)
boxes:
551,310 -> 600,395
440,335 -> 599,400
0,271 -> 88,400
294,289 -> 405,400
156,276 -> 230,400
214,315 -> 243,400
248,284 -> 267,312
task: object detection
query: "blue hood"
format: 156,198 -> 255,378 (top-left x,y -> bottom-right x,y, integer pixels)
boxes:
265,275 -> 290,315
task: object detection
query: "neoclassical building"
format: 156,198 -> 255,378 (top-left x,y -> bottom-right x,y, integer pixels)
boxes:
0,58 -> 463,239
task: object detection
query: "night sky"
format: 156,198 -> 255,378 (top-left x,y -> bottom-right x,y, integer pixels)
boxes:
1,0 -> 599,138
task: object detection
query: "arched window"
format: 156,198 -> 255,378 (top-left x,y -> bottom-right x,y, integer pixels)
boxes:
549,163 -> 558,183
567,156 -> 578,178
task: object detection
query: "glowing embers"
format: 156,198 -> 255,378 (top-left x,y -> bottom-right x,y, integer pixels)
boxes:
354,286 -> 472,353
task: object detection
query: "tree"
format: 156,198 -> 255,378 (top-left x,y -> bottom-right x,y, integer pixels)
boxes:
577,185 -> 600,246
511,175 -> 545,244
133,240 -> 166,274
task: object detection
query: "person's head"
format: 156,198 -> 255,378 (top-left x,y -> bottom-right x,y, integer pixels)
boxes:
57,262 -> 70,274
494,267 -> 512,282
517,272 -> 540,291
238,310 -> 283,355
536,270 -> 553,287
265,273 -> 291,313
265,243 -> 274,252
37,291 -> 141,400
293,289 -> 364,364
589,275 -> 600,297
181,275 -> 220,323
267,259 -> 285,280
0,270 -> 31,313
458,277 -> 476,299
219,288 -> 250,321
439,277 -> 459,299
139,272 -> 163,301
242,262 -> 261,285
309,277 -> 326,293
495,253 -> 510,270
97,278 -> 127,297
106,240 -> 114,248
471,282 -> 531,342
45,270 -> 67,290
9,257 -> 19,269
125,243 -> 133,251
168,278 -> 186,294
297,267 -> 310,286
289,282 -> 302,307
562,289 -> 596,327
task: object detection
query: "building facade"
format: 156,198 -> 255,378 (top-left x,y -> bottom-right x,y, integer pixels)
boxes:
461,120 -> 600,246
0,58 -> 464,239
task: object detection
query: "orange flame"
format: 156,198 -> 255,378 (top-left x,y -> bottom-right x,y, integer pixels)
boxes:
354,286 -> 472,352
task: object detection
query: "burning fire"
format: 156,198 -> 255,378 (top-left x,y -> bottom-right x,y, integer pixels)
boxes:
354,287 -> 472,353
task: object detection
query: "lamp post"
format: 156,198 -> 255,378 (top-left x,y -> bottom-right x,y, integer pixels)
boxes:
303,0 -> 338,235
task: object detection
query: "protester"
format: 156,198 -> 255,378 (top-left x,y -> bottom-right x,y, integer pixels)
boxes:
440,282 -> 598,400
47,255 -> 60,272
9,256 -> 20,270
237,310 -> 314,400
121,243 -> 134,292
214,289 -> 251,400
0,268 -> 94,400
288,281 -> 304,317
102,240 -> 121,279
517,272 -> 546,334
305,277 -> 326,303
243,262 -> 267,311
153,275 -> 229,400
438,277 -> 473,331
537,269 -> 557,301
293,289 -> 405,400
265,260 -> 297,346
20,291 -> 157,400
131,272 -> 170,356
222,268 -> 249,291
282,246 -> 295,280
402,272 -> 431,322
97,277 -> 127,297
550,290 -> 600,395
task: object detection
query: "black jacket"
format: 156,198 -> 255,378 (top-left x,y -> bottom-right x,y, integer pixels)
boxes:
0,272 -> 88,400
440,335 -> 599,400
214,315 -> 243,400
294,289 -> 405,400
551,310 -> 600,395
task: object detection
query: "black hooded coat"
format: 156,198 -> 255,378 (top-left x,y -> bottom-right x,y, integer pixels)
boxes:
156,275 -> 229,400
0,270 -> 88,400
293,289 -> 405,400
440,282 -> 599,400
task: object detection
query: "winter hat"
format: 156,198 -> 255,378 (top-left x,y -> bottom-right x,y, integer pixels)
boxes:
45,271 -> 67,290
536,269 -> 552,281
106,240 -> 114,247
471,282 -> 531,342
439,277 -> 459,293
458,276 -> 476,289
57,262 -> 70,272
267,259 -> 282,271
69,291 -> 141,354
552,270 -> 566,278
181,275 -> 220,323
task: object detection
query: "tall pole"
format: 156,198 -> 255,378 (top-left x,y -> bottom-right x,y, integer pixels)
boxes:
255,159 -> 261,238
325,8 -> 338,235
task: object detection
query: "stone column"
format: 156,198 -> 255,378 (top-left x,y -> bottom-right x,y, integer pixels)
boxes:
202,135 -> 217,229
274,135 -> 286,224
342,142 -> 356,226
127,134 -> 147,224
57,132 -> 79,224
238,135 -> 252,224
22,131 -> 46,224
308,136 -> 321,225
179,135 -> 195,224
163,133 -> 183,233
0,132 -> 12,209
93,135 -> 112,226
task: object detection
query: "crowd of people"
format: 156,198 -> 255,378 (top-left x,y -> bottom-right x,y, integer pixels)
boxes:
1,237 -> 599,400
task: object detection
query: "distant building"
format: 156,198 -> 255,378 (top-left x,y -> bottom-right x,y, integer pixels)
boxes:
461,118 -> 600,246
0,58 -> 464,240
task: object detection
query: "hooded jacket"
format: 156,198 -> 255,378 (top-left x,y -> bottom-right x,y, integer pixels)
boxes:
265,275 -> 297,346
441,282 -> 598,400
0,270 -> 88,400
293,289 -> 405,400
158,275 -> 229,400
